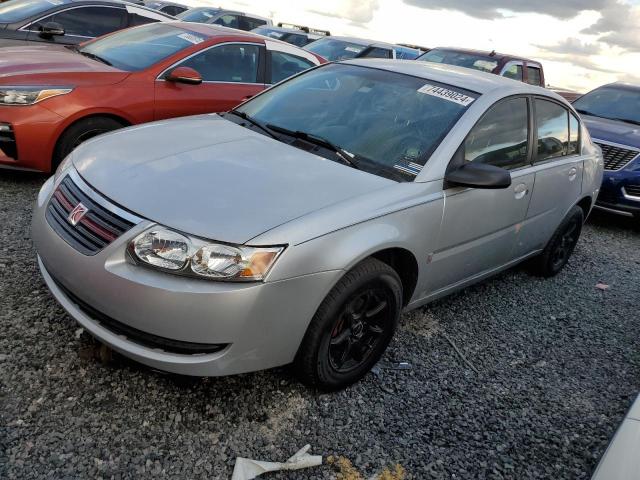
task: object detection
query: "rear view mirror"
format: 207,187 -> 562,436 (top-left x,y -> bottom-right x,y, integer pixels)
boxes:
445,162 -> 512,189
166,67 -> 203,85
39,22 -> 65,38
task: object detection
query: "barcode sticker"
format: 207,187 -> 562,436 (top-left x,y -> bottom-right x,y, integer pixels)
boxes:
418,84 -> 475,106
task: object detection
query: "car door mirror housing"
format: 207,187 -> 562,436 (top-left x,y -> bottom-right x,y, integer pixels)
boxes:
166,67 -> 203,85
39,22 -> 65,38
445,162 -> 512,189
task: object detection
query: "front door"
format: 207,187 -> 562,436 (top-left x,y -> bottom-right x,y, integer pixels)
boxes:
428,96 -> 535,293
154,42 -> 266,120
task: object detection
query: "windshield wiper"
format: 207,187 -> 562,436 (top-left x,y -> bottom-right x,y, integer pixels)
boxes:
610,117 -> 640,126
575,108 -> 599,117
224,110 -> 279,139
265,124 -> 360,169
78,50 -> 112,66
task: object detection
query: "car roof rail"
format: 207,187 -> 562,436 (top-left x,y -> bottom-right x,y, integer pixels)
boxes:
277,22 -> 330,36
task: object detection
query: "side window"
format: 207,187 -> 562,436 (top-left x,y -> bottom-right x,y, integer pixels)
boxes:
270,51 -> 315,84
129,12 -> 160,27
568,113 -> 580,155
162,6 -> 183,16
535,99 -> 569,162
465,97 -> 530,170
364,47 -> 391,59
240,16 -> 267,31
526,66 -> 542,86
213,14 -> 239,29
502,64 -> 523,81
33,7 -> 127,37
178,44 -> 260,83
286,34 -> 308,47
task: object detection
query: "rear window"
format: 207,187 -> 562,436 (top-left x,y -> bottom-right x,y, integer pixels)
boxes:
79,23 -> 205,72
177,7 -> 220,22
418,49 -> 499,73
0,0 -> 71,23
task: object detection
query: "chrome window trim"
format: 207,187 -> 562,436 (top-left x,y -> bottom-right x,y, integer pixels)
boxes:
592,138 -> 640,171
155,41 -> 264,85
20,4 -> 126,36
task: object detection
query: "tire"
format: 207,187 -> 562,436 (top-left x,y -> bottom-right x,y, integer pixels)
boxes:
53,117 -> 125,170
294,258 -> 403,391
528,205 -> 584,277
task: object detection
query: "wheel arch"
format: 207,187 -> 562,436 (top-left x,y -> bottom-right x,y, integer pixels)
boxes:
576,196 -> 593,220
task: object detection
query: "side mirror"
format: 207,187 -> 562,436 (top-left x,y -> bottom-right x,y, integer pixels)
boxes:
445,162 -> 512,189
165,66 -> 203,85
39,22 -> 65,38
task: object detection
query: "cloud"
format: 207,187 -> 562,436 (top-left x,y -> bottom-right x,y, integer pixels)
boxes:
310,0 -> 380,24
402,0 -> 610,20
581,2 -> 640,51
536,38 -> 602,56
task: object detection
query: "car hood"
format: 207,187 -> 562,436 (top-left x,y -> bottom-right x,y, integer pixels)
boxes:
0,45 -> 129,85
73,114 -> 393,244
583,114 -> 640,149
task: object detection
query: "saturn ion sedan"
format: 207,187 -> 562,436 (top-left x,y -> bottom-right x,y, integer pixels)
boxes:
33,60 -> 603,390
0,21 -> 324,173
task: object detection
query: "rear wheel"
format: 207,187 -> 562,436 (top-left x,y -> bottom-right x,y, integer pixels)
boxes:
294,258 -> 402,391
528,205 -> 584,277
53,117 -> 125,170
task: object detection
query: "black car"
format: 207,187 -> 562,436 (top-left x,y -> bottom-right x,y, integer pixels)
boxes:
143,0 -> 186,17
0,0 -> 174,48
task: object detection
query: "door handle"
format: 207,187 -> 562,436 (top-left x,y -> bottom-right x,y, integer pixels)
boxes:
568,167 -> 578,181
514,183 -> 529,200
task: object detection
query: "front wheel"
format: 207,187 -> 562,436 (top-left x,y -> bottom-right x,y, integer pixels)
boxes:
528,205 -> 584,277
294,258 -> 402,391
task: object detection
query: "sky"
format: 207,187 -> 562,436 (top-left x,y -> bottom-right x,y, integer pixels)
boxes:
181,0 -> 640,92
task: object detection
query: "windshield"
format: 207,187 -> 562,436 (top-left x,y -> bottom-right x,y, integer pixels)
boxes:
79,23 -> 205,72
305,38 -> 367,61
573,85 -> 640,125
177,7 -> 220,22
236,63 -> 477,181
418,49 -> 499,73
0,0 -> 70,23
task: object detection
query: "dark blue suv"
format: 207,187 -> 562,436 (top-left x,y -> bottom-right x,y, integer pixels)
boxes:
573,83 -> 640,222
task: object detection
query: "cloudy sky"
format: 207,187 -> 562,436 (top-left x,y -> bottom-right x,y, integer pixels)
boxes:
185,0 -> 640,92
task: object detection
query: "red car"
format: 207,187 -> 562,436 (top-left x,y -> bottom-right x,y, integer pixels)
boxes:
0,22 -> 325,172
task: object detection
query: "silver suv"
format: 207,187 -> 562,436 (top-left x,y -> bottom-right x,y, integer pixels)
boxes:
32,60 -> 604,390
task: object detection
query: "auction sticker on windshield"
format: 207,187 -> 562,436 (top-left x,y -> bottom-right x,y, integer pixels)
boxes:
418,84 -> 475,106
178,33 -> 204,45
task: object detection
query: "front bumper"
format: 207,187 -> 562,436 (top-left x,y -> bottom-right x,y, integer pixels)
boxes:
595,170 -> 640,218
32,175 -> 342,376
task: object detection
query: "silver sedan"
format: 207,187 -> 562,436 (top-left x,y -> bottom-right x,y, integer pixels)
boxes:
32,60 -> 604,390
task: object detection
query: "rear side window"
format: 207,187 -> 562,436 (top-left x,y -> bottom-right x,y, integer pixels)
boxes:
568,113 -> 580,155
178,44 -> 260,83
364,47 -> 391,59
270,51 -> 315,84
465,97 -> 529,170
34,7 -> 127,37
240,16 -> 267,31
502,64 -> 523,81
526,66 -> 542,86
535,99 -> 569,161
129,12 -> 161,27
213,14 -> 239,29
161,6 -> 186,16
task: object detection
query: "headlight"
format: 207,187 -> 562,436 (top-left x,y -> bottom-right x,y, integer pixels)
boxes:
129,227 -> 284,282
0,86 -> 73,105
54,153 -> 74,182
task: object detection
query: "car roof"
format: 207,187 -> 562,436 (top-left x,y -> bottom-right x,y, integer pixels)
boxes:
601,82 -> 640,92
169,22 -> 302,45
426,46 -> 541,65
343,59 -> 555,96
323,35 -> 395,49
257,26 -> 311,35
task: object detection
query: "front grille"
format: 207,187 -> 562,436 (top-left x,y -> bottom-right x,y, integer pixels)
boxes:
0,123 -> 17,160
624,184 -> 640,197
52,276 -> 227,355
595,142 -> 639,171
46,176 -> 135,255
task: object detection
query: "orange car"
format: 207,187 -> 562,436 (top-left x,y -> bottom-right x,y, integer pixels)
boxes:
0,22 -> 325,172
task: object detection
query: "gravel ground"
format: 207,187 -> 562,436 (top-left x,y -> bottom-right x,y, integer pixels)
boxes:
1,171 -> 639,479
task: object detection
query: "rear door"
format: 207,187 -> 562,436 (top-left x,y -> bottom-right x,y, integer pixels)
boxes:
516,98 -> 584,255
154,42 -> 266,120
25,6 -> 127,45
428,96 -> 536,293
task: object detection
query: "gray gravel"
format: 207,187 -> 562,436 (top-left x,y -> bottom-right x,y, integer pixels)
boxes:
1,171 -> 639,479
